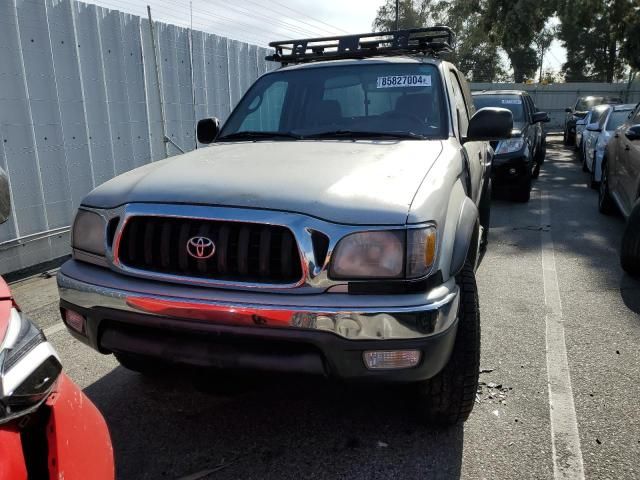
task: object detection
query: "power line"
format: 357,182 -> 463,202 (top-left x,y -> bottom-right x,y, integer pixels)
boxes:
86,0 -> 352,48
265,0 -> 349,34
91,0 -> 279,45
206,0 -> 334,38
238,0 -> 343,36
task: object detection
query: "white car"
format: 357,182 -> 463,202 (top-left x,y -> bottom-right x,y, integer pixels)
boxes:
584,103 -> 637,188
579,104 -> 610,163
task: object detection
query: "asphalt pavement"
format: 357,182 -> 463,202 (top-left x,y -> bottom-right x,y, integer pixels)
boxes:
11,135 -> 640,480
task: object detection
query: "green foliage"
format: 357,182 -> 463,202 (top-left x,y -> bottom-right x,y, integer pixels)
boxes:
372,0 -> 506,82
620,4 -> 640,71
371,0 -> 639,82
557,0 -> 636,82
372,0 -> 431,31
481,0 -> 555,82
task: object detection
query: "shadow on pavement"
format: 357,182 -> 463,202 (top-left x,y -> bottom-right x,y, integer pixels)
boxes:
621,274 -> 640,314
85,367 -> 464,480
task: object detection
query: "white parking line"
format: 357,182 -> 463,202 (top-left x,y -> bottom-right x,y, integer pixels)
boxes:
43,321 -> 66,338
540,189 -> 586,480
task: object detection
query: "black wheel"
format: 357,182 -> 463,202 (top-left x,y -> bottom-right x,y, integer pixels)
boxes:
513,169 -> 532,203
115,352 -> 163,375
532,160 -> 541,179
621,202 -> 640,277
589,158 -> 598,189
582,150 -> 589,172
598,161 -> 616,215
415,262 -> 480,426
479,178 -> 492,248
576,140 -> 583,160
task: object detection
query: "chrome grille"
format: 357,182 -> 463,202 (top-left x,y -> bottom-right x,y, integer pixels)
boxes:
117,216 -> 302,284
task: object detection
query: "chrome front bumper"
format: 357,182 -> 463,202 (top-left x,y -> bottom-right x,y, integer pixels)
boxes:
57,260 -> 460,341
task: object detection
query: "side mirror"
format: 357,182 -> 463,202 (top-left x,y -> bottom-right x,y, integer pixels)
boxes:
625,125 -> 640,141
565,107 -> 572,113
587,122 -> 601,132
466,107 -> 513,142
0,167 -> 10,225
532,111 -> 550,123
197,117 -> 220,144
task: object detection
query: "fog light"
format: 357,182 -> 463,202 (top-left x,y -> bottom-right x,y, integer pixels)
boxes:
363,350 -> 421,370
509,168 -> 517,175
64,309 -> 85,333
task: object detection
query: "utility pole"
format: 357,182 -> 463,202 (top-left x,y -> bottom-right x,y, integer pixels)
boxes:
395,0 -> 399,30
147,5 -> 169,158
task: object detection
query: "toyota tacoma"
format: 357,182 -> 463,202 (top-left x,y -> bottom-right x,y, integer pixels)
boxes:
57,28 -> 512,425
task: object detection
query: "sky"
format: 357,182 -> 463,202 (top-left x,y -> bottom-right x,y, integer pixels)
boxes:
87,0 -> 566,76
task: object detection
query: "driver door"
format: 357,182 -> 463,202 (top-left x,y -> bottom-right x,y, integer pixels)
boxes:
619,106 -> 640,214
448,69 -> 483,203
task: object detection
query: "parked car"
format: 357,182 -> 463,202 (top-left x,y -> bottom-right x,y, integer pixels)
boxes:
577,104 -> 610,163
0,167 -> 114,480
473,90 -> 550,202
584,104 -> 636,188
599,102 -> 640,276
56,28 -> 513,425
564,96 -> 621,146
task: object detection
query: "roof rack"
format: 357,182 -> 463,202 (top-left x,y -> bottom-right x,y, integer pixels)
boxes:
267,27 -> 455,66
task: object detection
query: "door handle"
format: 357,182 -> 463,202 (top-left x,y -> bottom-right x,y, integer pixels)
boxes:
615,133 -> 620,138
478,152 -> 482,160
625,145 -> 631,151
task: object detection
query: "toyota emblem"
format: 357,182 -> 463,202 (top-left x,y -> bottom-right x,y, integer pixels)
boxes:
186,236 -> 215,260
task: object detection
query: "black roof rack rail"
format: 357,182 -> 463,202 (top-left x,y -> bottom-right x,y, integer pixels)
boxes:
267,27 -> 455,66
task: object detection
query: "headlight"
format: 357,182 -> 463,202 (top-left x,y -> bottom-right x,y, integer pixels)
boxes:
330,227 -> 437,280
495,137 -> 525,155
0,308 -> 62,425
72,209 -> 107,255
330,231 -> 404,279
406,227 -> 437,278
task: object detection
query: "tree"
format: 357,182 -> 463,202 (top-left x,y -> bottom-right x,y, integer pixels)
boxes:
481,0 -> 555,83
372,0 -> 506,82
620,4 -> 640,72
533,26 -> 556,83
557,0 -> 635,82
373,0 -> 431,31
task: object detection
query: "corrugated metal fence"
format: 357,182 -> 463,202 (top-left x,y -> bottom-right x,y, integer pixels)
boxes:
0,0 -> 273,274
471,82 -> 640,130
1,0 -> 639,274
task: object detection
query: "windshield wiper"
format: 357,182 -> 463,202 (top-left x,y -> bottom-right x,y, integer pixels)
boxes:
301,130 -> 426,140
216,131 -> 303,141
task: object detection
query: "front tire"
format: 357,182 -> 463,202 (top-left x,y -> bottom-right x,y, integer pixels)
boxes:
590,158 -> 599,189
513,169 -> 532,203
415,262 -> 480,426
621,202 -> 640,277
598,161 -> 616,215
479,178 -> 492,251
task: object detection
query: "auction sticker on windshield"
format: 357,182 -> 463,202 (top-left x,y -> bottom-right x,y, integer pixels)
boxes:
377,75 -> 431,88
501,99 -> 522,104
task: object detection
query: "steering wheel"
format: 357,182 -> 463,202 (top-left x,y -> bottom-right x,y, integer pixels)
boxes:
383,111 -> 426,129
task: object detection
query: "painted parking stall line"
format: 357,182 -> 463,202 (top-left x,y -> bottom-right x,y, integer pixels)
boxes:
540,189 -> 586,480
44,321 -> 66,338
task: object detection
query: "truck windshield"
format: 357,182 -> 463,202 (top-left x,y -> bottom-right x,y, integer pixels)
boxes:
218,63 -> 446,141
472,95 -> 524,123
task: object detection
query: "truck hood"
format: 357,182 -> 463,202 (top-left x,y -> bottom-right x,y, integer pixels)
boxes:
83,140 -> 443,225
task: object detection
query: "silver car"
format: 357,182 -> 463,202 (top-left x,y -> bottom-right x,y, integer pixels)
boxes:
56,28 -> 511,425
583,104 -> 636,188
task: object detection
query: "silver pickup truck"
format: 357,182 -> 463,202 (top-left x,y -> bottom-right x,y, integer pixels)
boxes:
57,28 -> 512,425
